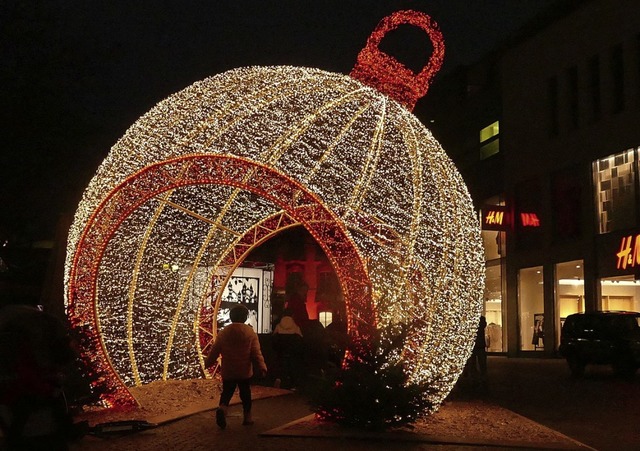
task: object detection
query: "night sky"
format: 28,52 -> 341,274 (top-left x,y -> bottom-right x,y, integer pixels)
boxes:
1,0 -> 559,242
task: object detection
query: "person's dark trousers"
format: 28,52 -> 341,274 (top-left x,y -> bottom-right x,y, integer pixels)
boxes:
219,379 -> 252,412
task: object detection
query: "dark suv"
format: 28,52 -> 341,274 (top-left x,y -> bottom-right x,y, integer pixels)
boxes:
559,311 -> 640,377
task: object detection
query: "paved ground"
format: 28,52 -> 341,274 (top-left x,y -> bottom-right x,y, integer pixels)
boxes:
5,357 -> 639,450
68,392 -> 539,451
474,357 -> 640,451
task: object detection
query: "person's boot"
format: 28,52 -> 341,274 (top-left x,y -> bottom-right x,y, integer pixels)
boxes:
242,410 -> 254,426
216,405 -> 228,429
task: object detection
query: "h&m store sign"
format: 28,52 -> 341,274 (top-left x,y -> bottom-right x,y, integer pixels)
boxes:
616,233 -> 640,270
481,205 -> 540,232
597,230 -> 640,277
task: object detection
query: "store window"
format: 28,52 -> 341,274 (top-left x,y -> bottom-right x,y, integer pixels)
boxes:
593,148 -> 638,234
518,266 -> 544,351
481,197 -> 506,352
555,260 -> 585,347
599,275 -> 640,311
482,229 -> 502,261
484,262 -> 504,352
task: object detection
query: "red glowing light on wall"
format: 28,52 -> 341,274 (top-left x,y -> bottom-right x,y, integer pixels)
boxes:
481,207 -> 540,231
520,213 -> 540,227
350,10 -> 445,111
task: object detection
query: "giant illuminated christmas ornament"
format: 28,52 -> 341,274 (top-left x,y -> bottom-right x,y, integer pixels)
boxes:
65,10 -> 484,410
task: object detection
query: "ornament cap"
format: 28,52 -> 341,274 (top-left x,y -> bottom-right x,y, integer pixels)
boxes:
350,10 -> 445,111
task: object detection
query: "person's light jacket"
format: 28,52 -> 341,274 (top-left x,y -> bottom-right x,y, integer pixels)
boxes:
205,323 -> 267,380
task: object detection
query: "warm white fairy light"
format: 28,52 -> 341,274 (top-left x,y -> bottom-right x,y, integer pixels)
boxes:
65,65 -> 483,410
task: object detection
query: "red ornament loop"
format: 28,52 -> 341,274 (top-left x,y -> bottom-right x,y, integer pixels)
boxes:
350,10 -> 445,111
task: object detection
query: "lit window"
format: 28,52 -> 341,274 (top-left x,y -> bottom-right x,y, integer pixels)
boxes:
480,121 -> 499,142
480,139 -> 500,160
479,120 -> 499,160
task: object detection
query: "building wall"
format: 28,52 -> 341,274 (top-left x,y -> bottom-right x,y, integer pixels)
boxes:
500,0 -> 640,355
424,0 -> 640,357
501,0 -> 640,175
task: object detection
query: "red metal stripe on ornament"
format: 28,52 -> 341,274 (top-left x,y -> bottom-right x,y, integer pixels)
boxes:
69,154 -> 374,407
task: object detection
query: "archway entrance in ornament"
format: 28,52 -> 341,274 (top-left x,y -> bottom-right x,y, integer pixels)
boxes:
68,154 -> 373,407
196,218 -> 349,380
244,225 -> 347,328
259,227 -> 347,383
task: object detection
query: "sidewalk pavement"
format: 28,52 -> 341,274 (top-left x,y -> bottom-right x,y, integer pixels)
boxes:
65,379 -> 593,451
5,357 -> 612,450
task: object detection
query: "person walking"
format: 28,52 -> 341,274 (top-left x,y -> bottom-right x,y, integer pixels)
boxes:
205,305 -> 267,429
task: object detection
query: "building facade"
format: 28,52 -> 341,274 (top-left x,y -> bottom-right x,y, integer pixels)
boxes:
419,0 -> 640,356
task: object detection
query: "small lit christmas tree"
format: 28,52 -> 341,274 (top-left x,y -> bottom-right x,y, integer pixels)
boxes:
310,323 -> 435,431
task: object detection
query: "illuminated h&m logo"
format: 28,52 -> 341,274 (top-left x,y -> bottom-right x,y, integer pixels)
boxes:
616,234 -> 640,270
481,205 -> 541,231
482,205 -> 510,231
486,210 -> 505,226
